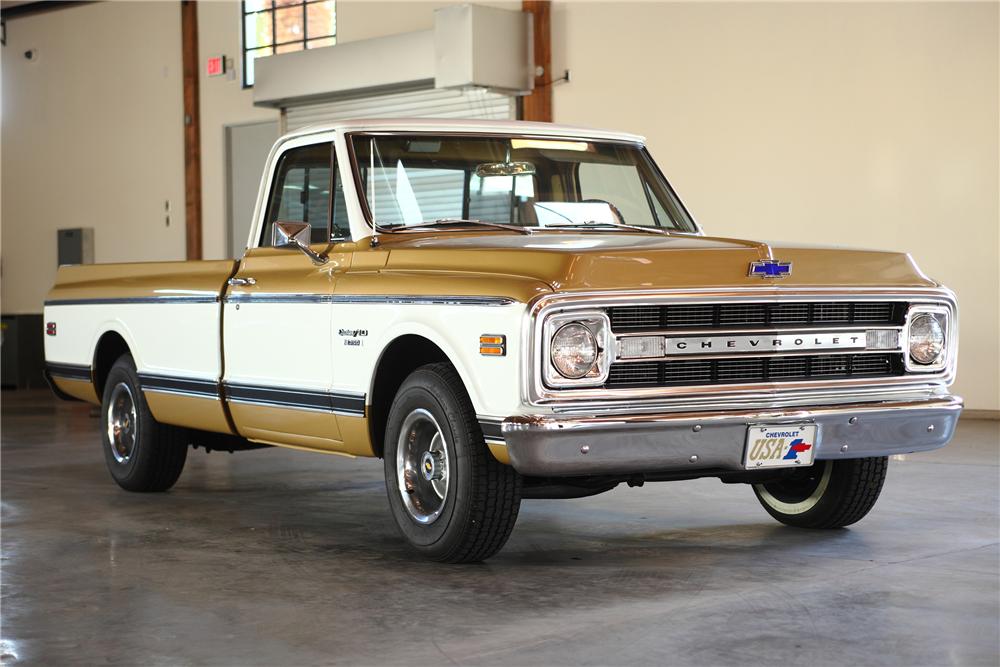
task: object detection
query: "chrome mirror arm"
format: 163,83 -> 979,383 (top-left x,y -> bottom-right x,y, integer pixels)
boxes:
286,239 -> 329,266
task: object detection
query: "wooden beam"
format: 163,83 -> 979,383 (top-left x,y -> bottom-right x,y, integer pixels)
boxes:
521,0 -> 552,122
181,0 -> 202,260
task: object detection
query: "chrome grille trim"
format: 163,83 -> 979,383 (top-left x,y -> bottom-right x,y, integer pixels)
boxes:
525,287 -> 958,408
607,301 -> 904,332
605,353 -> 902,388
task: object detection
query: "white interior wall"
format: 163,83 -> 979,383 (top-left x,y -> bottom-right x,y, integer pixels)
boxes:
197,1 -> 279,260
551,1 -> 999,411
1,1 -> 996,410
1,1 -> 187,313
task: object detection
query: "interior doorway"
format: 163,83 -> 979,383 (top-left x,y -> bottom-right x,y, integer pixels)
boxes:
225,121 -> 279,259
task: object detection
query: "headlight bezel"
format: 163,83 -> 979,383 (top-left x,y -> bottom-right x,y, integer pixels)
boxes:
542,311 -> 612,388
904,305 -> 950,373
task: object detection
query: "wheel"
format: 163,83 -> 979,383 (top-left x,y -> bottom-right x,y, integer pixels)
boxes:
101,355 -> 188,492
383,363 -> 521,563
753,457 -> 888,528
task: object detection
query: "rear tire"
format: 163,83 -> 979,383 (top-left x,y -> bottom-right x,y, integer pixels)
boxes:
101,355 -> 188,492
383,363 -> 521,563
753,457 -> 888,528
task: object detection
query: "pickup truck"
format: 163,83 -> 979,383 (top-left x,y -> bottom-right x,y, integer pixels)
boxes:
44,118 -> 962,563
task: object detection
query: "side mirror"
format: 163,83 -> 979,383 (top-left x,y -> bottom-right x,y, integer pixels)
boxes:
271,221 -> 328,265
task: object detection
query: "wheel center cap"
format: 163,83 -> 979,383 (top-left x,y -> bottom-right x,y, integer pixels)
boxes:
421,451 -> 436,481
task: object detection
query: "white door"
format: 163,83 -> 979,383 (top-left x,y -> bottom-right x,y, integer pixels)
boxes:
222,140 -> 356,450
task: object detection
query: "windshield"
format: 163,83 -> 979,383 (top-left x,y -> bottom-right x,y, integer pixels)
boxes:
349,134 -> 697,232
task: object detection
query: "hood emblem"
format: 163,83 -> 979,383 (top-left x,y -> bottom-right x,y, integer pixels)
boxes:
749,260 -> 792,278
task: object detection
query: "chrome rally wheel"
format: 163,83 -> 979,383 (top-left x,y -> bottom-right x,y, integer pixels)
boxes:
396,408 -> 450,524
106,381 -> 138,464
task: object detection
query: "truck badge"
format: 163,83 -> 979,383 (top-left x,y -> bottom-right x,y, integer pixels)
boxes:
749,260 -> 792,278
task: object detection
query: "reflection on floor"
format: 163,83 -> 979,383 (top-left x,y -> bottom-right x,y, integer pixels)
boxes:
1,390 -> 997,665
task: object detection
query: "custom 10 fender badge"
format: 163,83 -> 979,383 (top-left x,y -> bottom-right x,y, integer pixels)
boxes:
339,328 -> 367,347
749,260 -> 792,278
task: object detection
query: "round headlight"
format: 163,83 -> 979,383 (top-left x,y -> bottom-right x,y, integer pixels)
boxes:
909,313 -> 945,365
551,323 -> 599,379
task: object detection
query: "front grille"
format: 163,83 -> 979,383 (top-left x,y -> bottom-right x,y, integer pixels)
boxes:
607,301 -> 903,332
605,353 -> 903,388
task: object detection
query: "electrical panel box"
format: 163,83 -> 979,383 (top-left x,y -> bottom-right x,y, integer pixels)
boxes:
1,314 -> 44,389
57,228 -> 94,266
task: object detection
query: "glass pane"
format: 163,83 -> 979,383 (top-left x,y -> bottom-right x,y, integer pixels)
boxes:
361,164 -> 464,227
275,42 -> 305,55
244,47 -> 271,86
275,5 -> 304,44
244,11 -> 274,50
275,0 -> 301,6
351,135 -> 697,231
307,37 -> 336,49
244,0 -> 270,13
306,0 -> 336,39
577,162 -> 657,227
263,144 -> 332,246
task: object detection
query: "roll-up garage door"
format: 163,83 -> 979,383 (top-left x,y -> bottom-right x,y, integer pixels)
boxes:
283,86 -> 515,132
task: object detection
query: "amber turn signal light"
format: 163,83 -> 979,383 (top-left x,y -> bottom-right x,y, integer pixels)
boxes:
480,334 -> 506,356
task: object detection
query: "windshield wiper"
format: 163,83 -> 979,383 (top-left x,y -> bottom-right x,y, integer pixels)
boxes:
381,218 -> 533,235
548,220 -> 670,236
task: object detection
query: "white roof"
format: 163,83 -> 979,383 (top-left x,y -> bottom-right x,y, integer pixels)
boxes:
284,117 -> 646,144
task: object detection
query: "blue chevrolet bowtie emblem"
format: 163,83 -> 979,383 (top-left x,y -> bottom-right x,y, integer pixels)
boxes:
749,260 -> 792,278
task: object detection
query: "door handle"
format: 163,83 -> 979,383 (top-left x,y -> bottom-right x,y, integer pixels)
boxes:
228,277 -> 257,287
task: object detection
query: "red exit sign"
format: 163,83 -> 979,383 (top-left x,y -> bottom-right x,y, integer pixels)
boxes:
206,56 -> 225,77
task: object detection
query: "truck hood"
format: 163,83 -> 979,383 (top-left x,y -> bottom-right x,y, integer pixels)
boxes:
378,232 -> 937,292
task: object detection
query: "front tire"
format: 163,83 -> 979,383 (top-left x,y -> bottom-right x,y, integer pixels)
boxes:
753,457 -> 888,528
101,355 -> 188,492
383,363 -> 521,563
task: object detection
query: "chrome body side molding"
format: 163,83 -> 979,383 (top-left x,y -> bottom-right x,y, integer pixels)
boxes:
222,293 -> 517,306
44,295 -> 219,306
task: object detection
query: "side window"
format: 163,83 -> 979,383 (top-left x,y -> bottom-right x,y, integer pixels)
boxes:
261,143 -> 332,246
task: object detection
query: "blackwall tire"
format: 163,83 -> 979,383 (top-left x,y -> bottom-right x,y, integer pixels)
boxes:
753,457 -> 888,529
383,363 -> 521,563
101,355 -> 188,492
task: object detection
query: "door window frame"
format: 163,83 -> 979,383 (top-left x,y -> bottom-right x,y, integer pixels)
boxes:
256,138 -> 343,248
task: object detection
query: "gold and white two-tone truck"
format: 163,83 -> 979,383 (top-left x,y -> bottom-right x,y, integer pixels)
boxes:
44,119 -> 961,562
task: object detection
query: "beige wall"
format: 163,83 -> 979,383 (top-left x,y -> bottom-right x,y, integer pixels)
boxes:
196,1 -> 278,260
2,1 -> 996,410
551,1 -> 999,411
1,1 -> 187,313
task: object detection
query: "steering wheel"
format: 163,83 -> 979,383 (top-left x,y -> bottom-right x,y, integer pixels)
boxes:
580,198 -> 626,225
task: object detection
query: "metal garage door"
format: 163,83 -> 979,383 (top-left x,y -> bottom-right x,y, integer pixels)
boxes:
283,86 -> 515,132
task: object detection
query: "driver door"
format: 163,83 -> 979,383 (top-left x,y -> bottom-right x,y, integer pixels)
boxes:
223,140 -> 352,450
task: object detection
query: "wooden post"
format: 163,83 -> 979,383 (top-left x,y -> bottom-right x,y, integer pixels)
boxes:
522,0 -> 552,122
181,0 -> 203,260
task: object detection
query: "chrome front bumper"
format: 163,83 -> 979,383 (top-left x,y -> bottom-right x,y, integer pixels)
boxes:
500,395 -> 963,477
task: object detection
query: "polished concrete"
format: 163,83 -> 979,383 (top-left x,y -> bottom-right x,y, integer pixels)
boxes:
2,390 -> 997,666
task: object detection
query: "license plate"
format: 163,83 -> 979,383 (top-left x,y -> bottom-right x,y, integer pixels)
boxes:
744,424 -> 818,469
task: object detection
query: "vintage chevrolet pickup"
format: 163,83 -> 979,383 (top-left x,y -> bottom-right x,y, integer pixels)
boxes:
44,119 -> 961,562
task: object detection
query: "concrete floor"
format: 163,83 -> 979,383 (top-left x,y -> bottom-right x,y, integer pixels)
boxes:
1,390 -> 997,666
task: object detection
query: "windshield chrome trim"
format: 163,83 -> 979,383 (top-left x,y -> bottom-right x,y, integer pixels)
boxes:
344,131 -> 701,236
